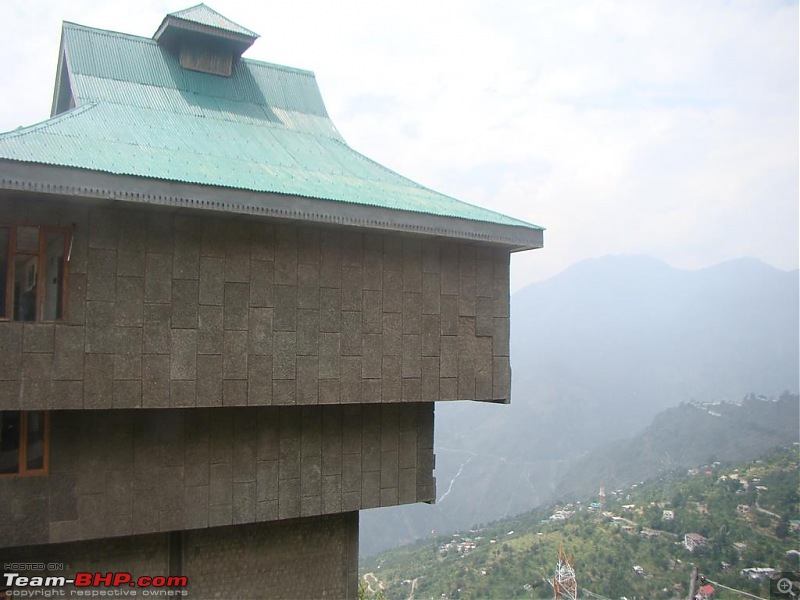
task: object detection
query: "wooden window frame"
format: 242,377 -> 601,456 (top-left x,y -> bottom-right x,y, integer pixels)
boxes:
0,224 -> 71,323
0,411 -> 50,478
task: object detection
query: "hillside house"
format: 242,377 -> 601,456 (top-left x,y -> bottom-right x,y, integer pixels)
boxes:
0,5 -> 542,599
698,583 -> 716,599
684,532 -> 708,552
640,528 -> 661,539
740,567 -> 776,581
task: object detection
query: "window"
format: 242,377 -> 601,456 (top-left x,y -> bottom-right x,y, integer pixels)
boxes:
0,411 -> 50,476
0,225 -> 70,322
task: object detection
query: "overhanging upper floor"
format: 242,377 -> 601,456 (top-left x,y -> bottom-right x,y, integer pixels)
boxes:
0,192 -> 513,411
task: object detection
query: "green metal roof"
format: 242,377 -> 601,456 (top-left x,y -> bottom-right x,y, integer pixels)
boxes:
166,4 -> 259,39
0,15 -> 542,235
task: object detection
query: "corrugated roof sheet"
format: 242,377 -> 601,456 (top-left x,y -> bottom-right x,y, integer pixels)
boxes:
167,4 -> 259,39
0,19 -> 541,232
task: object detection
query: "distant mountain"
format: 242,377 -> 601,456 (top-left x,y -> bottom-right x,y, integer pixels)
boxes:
510,255 -> 799,437
553,392 -> 800,501
360,256 -> 799,555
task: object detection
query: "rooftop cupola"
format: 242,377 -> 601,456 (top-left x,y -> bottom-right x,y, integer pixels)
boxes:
153,4 -> 259,77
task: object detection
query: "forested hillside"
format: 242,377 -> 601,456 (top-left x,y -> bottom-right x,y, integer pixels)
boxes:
361,445 -> 800,599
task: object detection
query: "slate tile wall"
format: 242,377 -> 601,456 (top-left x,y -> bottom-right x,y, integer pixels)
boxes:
0,199 -> 512,410
0,531 -> 169,587
0,404 -> 433,549
0,513 -> 358,599
184,513 -> 358,599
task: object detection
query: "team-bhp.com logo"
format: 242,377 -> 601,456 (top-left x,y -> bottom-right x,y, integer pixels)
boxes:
3,572 -> 188,597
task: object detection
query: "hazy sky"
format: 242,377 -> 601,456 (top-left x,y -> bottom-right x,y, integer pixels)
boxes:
0,0 -> 797,290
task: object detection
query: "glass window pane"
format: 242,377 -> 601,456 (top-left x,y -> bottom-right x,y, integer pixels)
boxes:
16,226 -> 39,252
13,255 -> 37,321
0,412 -> 21,474
0,228 -> 8,318
26,411 -> 46,471
43,232 -> 65,320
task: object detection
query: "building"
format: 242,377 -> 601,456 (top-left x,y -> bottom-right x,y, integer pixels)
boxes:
740,567 -> 776,581
698,583 -> 716,599
684,532 -> 708,552
640,528 -> 661,539
0,5 -> 542,599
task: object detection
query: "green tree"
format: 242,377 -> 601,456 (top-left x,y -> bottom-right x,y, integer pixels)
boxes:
776,517 -> 790,539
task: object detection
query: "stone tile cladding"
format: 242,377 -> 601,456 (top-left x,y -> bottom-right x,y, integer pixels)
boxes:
0,405 -> 432,549
0,198 -> 511,410
0,513 -> 358,599
184,513 -> 358,599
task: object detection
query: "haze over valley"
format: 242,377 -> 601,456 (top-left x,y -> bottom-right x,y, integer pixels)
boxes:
361,255 -> 799,555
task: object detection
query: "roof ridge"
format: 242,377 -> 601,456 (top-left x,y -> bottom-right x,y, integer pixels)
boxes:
166,3 -> 259,39
170,2 -> 204,13
62,21 -> 156,45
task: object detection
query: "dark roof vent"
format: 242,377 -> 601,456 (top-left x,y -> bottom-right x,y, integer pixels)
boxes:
153,4 -> 259,77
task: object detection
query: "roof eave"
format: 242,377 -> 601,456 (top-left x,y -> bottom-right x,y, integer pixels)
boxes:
0,160 -> 543,251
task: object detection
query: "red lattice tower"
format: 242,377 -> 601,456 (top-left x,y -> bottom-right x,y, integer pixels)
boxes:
553,544 -> 578,600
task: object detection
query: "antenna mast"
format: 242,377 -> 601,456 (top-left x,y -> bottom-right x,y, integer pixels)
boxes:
553,544 -> 578,600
